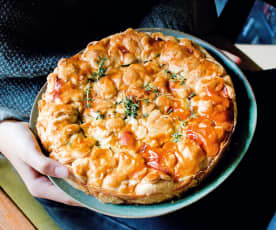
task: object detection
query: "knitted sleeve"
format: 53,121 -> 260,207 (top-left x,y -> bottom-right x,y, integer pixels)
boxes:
0,77 -> 45,121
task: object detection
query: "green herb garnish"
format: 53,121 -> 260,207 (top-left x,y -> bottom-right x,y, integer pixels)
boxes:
143,113 -> 149,118
155,53 -> 160,58
189,92 -> 196,99
144,83 -> 159,96
170,73 -> 178,80
171,132 -> 183,143
167,107 -> 173,114
96,111 -> 105,120
179,79 -> 186,85
85,85 -> 92,108
181,121 -> 187,127
164,69 -> 170,75
124,96 -> 139,119
181,112 -> 198,127
145,83 -> 151,91
190,111 -> 198,118
165,69 -> 186,85
89,56 -> 108,81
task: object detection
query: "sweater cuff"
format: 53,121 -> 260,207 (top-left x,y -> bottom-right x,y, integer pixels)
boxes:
0,106 -> 26,122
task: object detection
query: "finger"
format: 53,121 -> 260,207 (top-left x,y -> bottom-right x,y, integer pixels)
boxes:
16,123 -> 69,178
7,153 -> 81,206
24,153 -> 69,178
221,50 -> 242,65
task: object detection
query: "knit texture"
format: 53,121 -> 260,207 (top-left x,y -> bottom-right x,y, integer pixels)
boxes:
0,76 -> 45,121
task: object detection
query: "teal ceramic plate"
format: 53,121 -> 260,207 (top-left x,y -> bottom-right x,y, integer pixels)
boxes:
30,28 -> 257,218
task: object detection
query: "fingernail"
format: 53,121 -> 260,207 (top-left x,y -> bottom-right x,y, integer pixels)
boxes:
55,166 -> 68,178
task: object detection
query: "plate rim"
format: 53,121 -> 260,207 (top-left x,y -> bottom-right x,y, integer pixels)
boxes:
29,27 -> 257,218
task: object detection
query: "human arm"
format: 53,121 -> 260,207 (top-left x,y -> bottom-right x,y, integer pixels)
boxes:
0,120 -> 80,206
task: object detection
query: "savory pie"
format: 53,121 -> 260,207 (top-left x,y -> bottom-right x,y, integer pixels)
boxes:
36,28 -> 237,204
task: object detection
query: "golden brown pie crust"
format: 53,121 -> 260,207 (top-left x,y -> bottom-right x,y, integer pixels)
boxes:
36,28 -> 237,204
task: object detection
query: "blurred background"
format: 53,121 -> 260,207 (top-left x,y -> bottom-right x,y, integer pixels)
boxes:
216,0 -> 276,44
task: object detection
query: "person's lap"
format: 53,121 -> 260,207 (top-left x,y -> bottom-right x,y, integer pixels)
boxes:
36,198 -> 209,230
